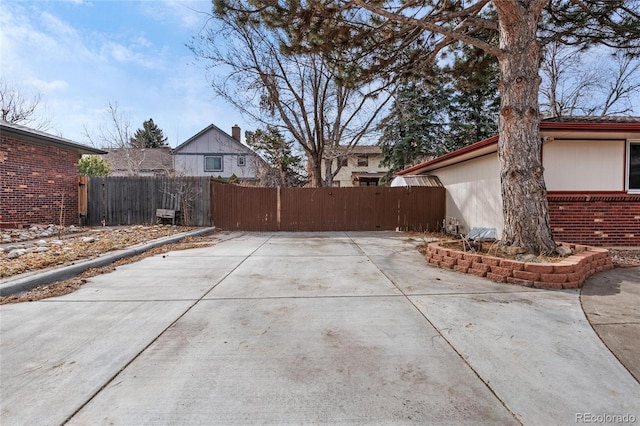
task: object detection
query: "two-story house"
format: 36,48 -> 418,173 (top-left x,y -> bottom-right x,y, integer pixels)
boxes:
323,145 -> 388,187
171,124 -> 267,182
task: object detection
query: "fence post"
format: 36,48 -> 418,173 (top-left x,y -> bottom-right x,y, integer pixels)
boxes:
277,186 -> 281,231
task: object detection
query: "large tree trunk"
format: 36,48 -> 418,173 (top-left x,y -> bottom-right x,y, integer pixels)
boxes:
309,155 -> 324,187
495,1 -> 556,255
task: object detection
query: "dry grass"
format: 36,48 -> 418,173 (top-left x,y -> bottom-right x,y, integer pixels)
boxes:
1,226 -> 199,278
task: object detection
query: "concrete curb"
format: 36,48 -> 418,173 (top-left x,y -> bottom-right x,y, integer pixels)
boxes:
0,227 -> 216,297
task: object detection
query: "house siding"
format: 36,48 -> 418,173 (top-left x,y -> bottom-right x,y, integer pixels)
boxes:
1,136 -> 80,226
421,147 -> 638,247
433,154 -> 503,237
543,139 -> 624,191
331,154 -> 386,187
173,127 -> 262,179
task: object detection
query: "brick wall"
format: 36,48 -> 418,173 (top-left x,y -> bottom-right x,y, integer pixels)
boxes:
1,136 -> 80,226
548,194 -> 640,247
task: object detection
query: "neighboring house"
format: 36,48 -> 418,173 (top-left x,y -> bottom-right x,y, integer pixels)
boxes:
171,124 -> 267,181
395,116 -> 640,246
323,145 -> 388,187
0,120 -> 106,226
99,147 -> 173,176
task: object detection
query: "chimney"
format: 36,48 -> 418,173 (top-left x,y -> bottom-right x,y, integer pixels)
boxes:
232,124 -> 241,142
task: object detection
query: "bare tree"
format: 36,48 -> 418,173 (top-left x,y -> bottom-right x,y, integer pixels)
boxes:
0,79 -> 51,130
83,101 -> 146,176
190,4 -> 393,187
599,51 -> 640,116
540,43 -> 640,117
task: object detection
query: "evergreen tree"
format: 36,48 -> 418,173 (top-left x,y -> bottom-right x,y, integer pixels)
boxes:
78,155 -> 110,176
130,118 -> 168,148
246,127 -> 306,187
378,49 -> 500,182
444,46 -> 500,151
377,77 -> 452,183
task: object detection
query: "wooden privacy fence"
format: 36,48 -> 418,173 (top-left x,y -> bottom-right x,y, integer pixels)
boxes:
84,176 -> 211,226
211,182 -> 445,232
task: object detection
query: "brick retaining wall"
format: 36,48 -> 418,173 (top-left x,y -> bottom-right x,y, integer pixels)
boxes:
425,241 -> 613,289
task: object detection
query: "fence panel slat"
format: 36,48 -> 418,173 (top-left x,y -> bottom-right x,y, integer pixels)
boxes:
212,183 -> 445,232
86,176 -> 211,226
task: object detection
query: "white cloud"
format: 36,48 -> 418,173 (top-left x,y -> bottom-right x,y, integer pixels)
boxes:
0,1 -> 247,145
28,79 -> 69,94
142,0 -> 212,30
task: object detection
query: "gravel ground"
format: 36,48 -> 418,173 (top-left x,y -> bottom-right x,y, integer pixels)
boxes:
0,226 -> 218,304
1,225 -> 201,279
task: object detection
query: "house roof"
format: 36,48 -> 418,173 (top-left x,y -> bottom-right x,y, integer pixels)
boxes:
171,123 -> 248,153
397,116 -> 640,176
0,119 -> 106,155
336,145 -> 382,155
100,147 -> 173,172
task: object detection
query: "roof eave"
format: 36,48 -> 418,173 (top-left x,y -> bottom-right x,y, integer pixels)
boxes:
396,135 -> 499,176
1,123 -> 106,155
540,122 -> 640,132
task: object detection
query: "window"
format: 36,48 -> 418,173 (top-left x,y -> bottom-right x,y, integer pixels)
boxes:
204,156 -> 223,172
238,156 -> 246,167
357,155 -> 368,167
340,157 -> 348,167
629,142 -> 640,191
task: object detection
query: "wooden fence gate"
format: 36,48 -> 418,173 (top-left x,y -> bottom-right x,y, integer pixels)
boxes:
211,182 -> 445,232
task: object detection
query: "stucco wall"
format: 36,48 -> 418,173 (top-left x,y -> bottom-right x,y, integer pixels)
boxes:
433,154 -> 504,237
429,138 -> 635,246
1,136 -> 80,226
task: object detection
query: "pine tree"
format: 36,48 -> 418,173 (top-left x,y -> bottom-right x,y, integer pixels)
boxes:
78,155 -> 110,176
377,77 -> 452,183
444,46 -> 500,151
378,49 -> 500,182
246,127 -> 306,187
232,0 -> 639,254
130,118 -> 168,148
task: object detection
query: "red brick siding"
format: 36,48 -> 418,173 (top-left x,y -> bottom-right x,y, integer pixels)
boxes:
548,194 -> 640,247
1,136 -> 80,226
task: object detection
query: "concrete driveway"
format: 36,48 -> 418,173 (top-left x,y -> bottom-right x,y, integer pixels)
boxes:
1,232 -> 638,425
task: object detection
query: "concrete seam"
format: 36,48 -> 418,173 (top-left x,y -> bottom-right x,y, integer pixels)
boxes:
61,232 -> 272,424
345,232 -> 525,425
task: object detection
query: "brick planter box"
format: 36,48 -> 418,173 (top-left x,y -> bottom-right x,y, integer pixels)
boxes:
425,241 -> 613,289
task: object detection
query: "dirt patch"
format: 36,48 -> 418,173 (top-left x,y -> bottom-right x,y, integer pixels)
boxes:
1,225 -> 201,278
436,240 -> 566,263
0,235 -> 216,304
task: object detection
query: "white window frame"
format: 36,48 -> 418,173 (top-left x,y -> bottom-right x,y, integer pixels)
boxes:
204,155 -> 223,172
237,156 -> 246,167
627,140 -> 640,193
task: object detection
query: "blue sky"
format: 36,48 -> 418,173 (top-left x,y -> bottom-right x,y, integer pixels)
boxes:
1,0 -> 250,146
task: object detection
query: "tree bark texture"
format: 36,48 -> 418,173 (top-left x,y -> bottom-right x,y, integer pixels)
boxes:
495,0 -> 556,254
